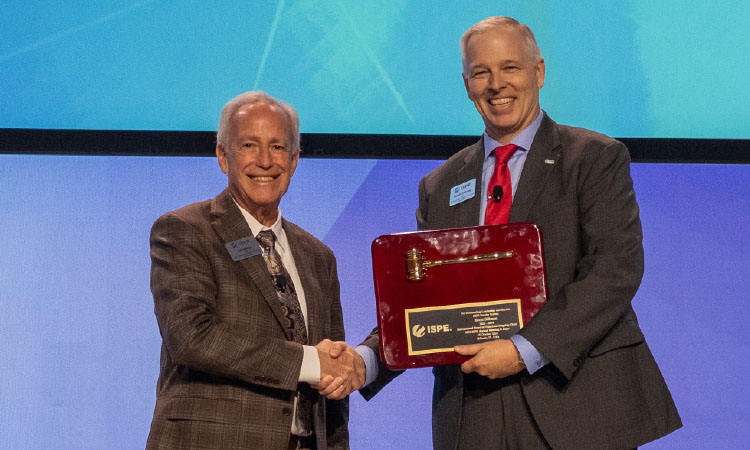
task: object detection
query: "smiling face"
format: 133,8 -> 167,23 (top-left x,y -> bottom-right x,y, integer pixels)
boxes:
462,26 -> 545,143
216,102 -> 298,226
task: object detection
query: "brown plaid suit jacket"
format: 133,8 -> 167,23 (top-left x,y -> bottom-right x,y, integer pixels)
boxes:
146,189 -> 348,450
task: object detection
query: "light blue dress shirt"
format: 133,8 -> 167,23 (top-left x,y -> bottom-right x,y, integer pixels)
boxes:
357,111 -> 549,384
479,112 -> 549,375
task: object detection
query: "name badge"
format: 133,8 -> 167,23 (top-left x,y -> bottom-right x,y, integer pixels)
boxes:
225,237 -> 262,261
449,179 -> 476,206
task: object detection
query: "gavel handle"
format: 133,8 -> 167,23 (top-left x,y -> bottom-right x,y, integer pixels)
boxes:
423,251 -> 516,268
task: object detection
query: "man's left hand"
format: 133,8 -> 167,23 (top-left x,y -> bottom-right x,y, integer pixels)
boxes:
455,339 -> 525,379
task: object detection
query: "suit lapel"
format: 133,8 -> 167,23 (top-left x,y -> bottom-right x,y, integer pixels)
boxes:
510,114 -> 561,222
209,189 -> 294,341
284,221 -> 323,344
454,140 -> 484,227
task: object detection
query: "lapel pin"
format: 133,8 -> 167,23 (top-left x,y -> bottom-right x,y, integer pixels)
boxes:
544,159 -> 555,165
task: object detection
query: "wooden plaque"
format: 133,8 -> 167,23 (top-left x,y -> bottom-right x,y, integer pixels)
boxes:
371,223 -> 548,370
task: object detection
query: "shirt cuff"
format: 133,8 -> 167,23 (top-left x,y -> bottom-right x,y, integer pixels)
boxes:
510,334 -> 548,375
299,345 -> 321,384
356,345 -> 379,387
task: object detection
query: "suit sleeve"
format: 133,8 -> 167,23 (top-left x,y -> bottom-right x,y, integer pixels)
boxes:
322,254 -> 351,449
150,212 -> 304,391
357,178 -> 433,399
416,176 -> 429,231
519,141 -> 645,380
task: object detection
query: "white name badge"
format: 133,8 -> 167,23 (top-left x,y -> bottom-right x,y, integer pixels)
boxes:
225,236 -> 262,261
449,179 -> 476,206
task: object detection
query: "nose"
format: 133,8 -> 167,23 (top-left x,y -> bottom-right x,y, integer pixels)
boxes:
488,72 -> 506,92
256,146 -> 273,168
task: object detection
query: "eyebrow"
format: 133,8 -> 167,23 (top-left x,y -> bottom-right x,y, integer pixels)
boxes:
471,58 -> 523,66
235,135 -> 288,147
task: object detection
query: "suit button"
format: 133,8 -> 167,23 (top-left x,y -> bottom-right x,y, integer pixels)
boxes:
282,407 -> 292,416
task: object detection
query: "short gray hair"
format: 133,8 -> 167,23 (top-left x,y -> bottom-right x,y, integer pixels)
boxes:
216,91 -> 301,156
460,16 -> 542,70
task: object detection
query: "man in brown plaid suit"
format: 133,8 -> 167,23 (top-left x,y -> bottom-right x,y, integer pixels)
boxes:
146,91 -> 364,450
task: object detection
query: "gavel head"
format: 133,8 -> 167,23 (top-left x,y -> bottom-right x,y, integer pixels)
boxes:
405,248 -> 426,281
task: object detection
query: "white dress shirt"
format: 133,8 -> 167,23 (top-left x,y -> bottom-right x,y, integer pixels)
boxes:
234,202 -> 320,436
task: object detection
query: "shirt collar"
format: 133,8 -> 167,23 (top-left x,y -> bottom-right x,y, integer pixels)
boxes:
483,110 -> 544,159
231,198 -> 288,252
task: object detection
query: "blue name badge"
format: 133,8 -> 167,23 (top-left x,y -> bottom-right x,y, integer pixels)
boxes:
449,179 -> 476,206
225,236 -> 262,261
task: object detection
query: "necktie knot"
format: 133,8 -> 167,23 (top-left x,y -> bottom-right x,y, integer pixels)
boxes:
255,229 -> 276,250
493,144 -> 518,166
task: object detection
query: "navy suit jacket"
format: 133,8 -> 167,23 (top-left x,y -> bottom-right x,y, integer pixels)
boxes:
362,114 -> 681,450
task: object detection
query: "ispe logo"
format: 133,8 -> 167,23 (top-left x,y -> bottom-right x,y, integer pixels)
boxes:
411,324 -> 451,338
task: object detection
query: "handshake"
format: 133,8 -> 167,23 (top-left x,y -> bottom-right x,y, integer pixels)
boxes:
312,339 -> 367,400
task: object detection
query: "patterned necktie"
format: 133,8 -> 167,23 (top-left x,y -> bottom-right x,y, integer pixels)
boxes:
255,230 -> 308,344
255,229 -> 313,433
484,144 -> 519,225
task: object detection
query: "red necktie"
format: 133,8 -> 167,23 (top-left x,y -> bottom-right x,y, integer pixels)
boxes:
484,144 -> 518,225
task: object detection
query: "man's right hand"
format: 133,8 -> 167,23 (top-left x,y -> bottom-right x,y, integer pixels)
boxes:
313,339 -> 365,400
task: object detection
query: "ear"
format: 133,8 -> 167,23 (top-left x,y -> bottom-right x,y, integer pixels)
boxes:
288,151 -> 300,177
216,145 -> 229,174
536,58 -> 546,89
462,73 -> 472,99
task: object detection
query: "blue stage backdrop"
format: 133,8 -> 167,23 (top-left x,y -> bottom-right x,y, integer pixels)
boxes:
2,1 -> 749,448
2,1 -> 749,138
0,154 -> 748,449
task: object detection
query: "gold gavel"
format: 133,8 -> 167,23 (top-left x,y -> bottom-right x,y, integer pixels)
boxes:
405,248 -> 516,281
